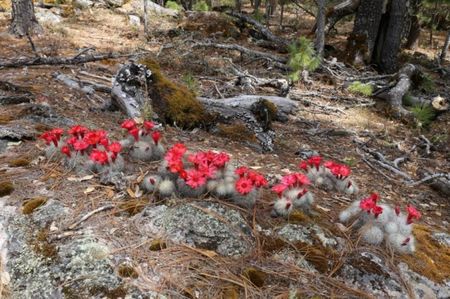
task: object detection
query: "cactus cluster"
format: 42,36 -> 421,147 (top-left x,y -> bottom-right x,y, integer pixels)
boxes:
339,193 -> 421,253
141,143 -> 268,208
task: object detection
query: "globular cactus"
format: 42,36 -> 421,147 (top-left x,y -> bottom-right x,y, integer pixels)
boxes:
271,196 -> 293,217
271,173 -> 312,216
141,174 -> 162,193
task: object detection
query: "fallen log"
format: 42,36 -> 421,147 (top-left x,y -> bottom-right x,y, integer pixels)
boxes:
111,61 -> 297,152
0,51 -> 146,68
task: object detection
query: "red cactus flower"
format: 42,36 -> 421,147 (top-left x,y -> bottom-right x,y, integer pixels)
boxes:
281,174 -> 297,187
179,169 -> 188,180
90,149 -> 109,165
272,184 -> 287,196
73,140 -> 89,154
372,205 -> 383,218
40,132 -> 56,146
369,193 -> 379,202
235,166 -> 249,177
294,173 -> 310,186
61,146 -> 71,158
50,128 -> 64,140
108,142 -> 122,154
129,127 -> 140,141
360,198 -> 376,212
84,131 -> 102,146
236,177 -> 254,195
185,169 -> 207,189
252,174 -> 268,188
323,161 -> 336,169
406,205 -> 421,224
394,206 -> 401,216
307,156 -> 322,169
143,121 -> 154,131
67,137 -> 77,146
212,152 -> 230,167
121,119 -> 137,131
152,131 -> 161,144
299,161 -> 308,170
99,138 -> 109,147
69,125 -> 88,137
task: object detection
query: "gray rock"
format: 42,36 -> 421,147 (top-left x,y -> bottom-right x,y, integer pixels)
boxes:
432,232 -> 450,247
35,7 -> 62,25
142,202 -> 253,256
73,0 -> 94,9
116,0 -> 179,18
0,125 -> 35,141
277,223 -> 337,248
338,251 -> 450,298
31,199 -> 70,228
129,15 -> 141,27
106,0 -> 125,7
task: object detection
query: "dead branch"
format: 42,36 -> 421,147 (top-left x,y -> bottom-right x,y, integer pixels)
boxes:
226,11 -> 289,50
67,204 -> 115,230
193,42 -> 288,70
0,51 -> 147,68
408,173 -> 450,187
53,72 -> 112,94
419,135 -> 432,156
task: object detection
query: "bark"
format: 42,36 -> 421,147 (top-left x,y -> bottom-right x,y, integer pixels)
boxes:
374,0 -> 408,73
347,0 -> 408,73
235,0 -> 242,12
439,30 -> 450,64
346,0 -> 385,65
315,0 -> 326,57
404,16 -> 421,50
9,0 -> 42,36
325,0 -> 360,33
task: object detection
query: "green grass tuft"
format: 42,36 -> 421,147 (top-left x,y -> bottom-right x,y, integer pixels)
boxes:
165,0 -> 182,11
411,104 -> 436,128
288,37 -> 321,83
182,72 -> 199,96
347,81 -> 373,96
193,0 -> 209,11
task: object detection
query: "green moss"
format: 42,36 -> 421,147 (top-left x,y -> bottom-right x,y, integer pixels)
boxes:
139,58 -> 209,129
347,81 -> 373,96
22,197 -> 48,214
0,181 -> 14,197
193,0 -> 209,11
182,72 -> 199,95
222,286 -> 240,299
242,267 -> 267,288
117,264 -> 139,279
8,156 -> 31,167
149,239 -> 167,251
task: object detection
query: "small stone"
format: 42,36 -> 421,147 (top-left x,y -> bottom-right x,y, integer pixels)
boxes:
129,15 -> 140,27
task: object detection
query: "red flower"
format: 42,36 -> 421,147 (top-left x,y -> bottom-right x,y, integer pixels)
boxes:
360,198 -> 375,212
372,205 -> 383,218
406,205 -> 421,224
108,142 -> 122,154
252,174 -> 268,188
90,149 -> 109,165
67,137 -> 77,146
69,125 -> 88,137
236,177 -> 254,195
329,164 -> 351,179
40,132 -> 57,146
73,140 -> 89,153
212,152 -> 230,167
152,131 -> 161,144
369,193 -> 379,202
394,206 -> 401,216
84,131 -> 102,146
185,169 -> 207,189
294,173 -> 310,186
99,138 -> 109,147
281,174 -> 297,187
272,184 -> 287,196
299,161 -> 308,170
307,156 -> 322,169
297,189 -> 307,198
129,127 -> 140,141
235,166 -> 249,177
179,169 -> 188,180
323,161 -> 336,169
50,128 -> 64,140
121,119 -> 137,131
61,146 -> 71,157
143,121 -> 154,131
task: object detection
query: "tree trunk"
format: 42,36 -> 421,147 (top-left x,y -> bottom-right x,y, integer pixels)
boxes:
439,30 -> 450,64
346,0 -> 408,73
143,0 -> 149,37
315,0 -> 326,58
235,0 -> 241,12
9,0 -> 42,36
404,16 -> 421,50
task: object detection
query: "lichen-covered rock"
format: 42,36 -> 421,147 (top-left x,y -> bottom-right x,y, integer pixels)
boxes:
31,199 -> 69,228
277,223 -> 337,248
432,231 -> 450,247
338,251 -> 450,298
141,201 -> 253,256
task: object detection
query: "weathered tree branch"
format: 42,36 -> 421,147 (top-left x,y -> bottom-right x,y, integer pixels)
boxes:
0,51 -> 146,68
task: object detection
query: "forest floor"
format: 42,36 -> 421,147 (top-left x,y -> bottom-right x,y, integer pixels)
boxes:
0,4 -> 449,298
